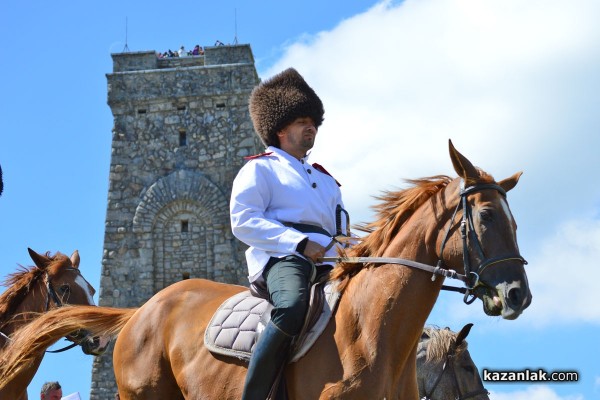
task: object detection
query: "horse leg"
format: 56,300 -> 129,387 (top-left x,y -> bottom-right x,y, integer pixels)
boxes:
395,344 -> 420,399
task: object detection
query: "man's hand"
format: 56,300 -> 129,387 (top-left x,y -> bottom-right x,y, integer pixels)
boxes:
302,240 -> 326,263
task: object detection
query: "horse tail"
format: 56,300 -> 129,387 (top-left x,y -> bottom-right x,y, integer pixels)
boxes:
0,305 -> 136,389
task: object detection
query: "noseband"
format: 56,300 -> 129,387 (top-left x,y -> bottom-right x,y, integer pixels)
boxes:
421,341 -> 489,400
436,181 -> 527,304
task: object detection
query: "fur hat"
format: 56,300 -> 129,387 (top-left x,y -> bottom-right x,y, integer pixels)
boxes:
249,68 -> 324,147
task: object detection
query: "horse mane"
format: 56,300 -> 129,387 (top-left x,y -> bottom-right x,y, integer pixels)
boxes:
422,325 -> 467,363
0,252 -> 66,324
330,169 -> 496,292
330,175 -> 453,291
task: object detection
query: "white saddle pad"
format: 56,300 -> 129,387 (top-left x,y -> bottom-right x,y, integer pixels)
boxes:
204,281 -> 340,363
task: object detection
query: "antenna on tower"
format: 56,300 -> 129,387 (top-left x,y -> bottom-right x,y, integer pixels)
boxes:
233,8 -> 238,45
122,17 -> 130,52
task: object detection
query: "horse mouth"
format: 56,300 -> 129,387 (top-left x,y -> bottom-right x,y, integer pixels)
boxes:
480,282 -> 531,320
80,335 -> 112,355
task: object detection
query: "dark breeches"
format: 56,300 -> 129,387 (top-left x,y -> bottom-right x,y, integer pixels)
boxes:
264,255 -> 313,335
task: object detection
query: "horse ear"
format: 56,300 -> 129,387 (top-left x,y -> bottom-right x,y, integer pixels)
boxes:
28,248 -> 50,269
70,250 -> 80,269
448,139 -> 479,185
498,171 -> 523,193
455,323 -> 474,346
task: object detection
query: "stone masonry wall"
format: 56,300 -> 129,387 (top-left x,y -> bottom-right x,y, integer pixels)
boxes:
90,44 -> 262,399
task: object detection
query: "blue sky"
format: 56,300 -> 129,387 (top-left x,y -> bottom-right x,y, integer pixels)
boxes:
1,0 -> 599,399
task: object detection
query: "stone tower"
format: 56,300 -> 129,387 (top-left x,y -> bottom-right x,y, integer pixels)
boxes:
90,44 -> 261,399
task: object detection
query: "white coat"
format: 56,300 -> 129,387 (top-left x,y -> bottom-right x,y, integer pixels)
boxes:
230,146 -> 344,282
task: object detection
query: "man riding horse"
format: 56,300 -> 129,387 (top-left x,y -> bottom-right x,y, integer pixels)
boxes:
230,68 -> 348,399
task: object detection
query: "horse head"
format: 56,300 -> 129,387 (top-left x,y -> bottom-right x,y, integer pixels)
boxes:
27,248 -> 111,355
417,323 -> 489,400
443,141 -> 532,319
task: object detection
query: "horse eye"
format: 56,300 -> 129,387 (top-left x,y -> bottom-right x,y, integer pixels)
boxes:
60,284 -> 71,294
479,209 -> 493,222
462,365 -> 475,374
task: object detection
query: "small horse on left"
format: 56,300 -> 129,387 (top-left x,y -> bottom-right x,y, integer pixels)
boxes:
0,248 -> 110,400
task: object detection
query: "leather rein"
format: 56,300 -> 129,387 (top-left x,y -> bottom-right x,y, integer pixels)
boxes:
321,180 -> 527,304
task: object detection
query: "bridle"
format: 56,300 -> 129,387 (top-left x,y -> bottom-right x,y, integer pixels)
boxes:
0,267 -> 87,351
435,181 -> 528,303
43,267 -> 91,352
420,338 -> 489,400
320,180 -> 528,304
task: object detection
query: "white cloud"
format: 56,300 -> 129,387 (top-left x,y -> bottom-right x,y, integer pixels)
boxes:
263,0 -> 600,223
524,217 -> 600,325
490,386 -> 584,400
260,0 -> 600,325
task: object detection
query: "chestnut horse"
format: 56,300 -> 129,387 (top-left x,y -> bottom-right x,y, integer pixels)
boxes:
0,141 -> 531,399
417,324 -> 488,400
0,249 -> 108,400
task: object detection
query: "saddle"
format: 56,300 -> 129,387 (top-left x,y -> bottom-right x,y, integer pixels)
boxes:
204,275 -> 340,363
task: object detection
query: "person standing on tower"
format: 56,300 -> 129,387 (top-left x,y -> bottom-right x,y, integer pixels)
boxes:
230,68 -> 348,399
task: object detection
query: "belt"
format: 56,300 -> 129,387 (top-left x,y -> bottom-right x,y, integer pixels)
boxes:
282,222 -> 332,237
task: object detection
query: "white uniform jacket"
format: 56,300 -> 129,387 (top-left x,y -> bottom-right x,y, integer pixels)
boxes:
230,146 -> 344,283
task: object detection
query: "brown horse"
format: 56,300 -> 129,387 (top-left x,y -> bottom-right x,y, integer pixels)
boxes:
417,324 -> 488,400
0,249 -> 108,400
0,141 -> 531,399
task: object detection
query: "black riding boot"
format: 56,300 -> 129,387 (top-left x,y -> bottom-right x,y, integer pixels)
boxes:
242,321 -> 292,400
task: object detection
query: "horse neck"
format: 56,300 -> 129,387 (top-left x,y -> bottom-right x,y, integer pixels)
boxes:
416,349 -> 444,398
1,279 -> 49,337
0,280 -> 47,398
337,189 -> 455,378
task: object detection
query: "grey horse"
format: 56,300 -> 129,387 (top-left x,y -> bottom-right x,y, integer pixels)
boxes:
417,324 -> 489,400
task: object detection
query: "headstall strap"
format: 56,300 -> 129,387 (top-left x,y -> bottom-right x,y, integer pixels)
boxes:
452,181 -> 526,304
43,268 -> 87,354
45,271 -> 64,310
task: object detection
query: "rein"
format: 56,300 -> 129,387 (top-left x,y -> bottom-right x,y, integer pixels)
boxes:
320,180 -> 527,304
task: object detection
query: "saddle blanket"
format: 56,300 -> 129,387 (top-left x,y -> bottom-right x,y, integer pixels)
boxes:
204,280 -> 340,363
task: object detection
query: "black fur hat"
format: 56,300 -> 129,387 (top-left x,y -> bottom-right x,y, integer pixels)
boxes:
249,68 -> 324,147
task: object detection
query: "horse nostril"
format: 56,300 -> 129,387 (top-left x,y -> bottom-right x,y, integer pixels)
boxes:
507,287 -> 521,307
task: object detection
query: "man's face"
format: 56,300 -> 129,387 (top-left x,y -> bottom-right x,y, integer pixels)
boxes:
278,117 -> 318,158
42,388 -> 63,400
